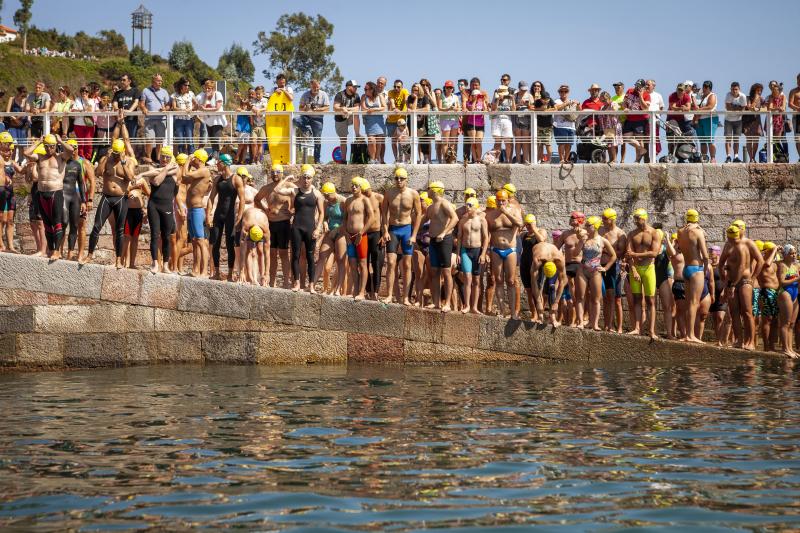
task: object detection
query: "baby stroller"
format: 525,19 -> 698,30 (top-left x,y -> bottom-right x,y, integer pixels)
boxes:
659,119 -> 703,163
572,116 -> 609,163
294,123 -> 315,164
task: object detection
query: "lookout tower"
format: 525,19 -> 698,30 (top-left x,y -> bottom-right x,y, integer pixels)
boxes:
130,4 -> 153,54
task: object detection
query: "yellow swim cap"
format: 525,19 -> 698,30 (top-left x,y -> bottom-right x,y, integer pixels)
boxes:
633,208 -> 648,220
587,216 -> 602,229
0,131 -> 14,143
272,163 -> 284,173
428,180 -> 445,193
359,179 -> 371,191
685,209 -> 700,223
192,149 -> 209,163
236,166 -> 252,178
464,187 -> 477,196
670,232 -> 677,242
543,261 -> 558,279
176,153 -> 189,165
394,167 -> 408,179
524,214 -> 536,224
419,191 -> 429,201
503,183 -> 517,195
732,219 -> 746,230
111,138 -> 126,154
301,163 -> 315,177
466,197 -> 479,208
423,197 -> 433,207
34,144 -> 47,155
321,182 -> 336,195
160,145 -> 174,157
764,241 -> 776,250
65,138 -> 79,148
726,225 -> 740,238
43,134 -> 57,145
755,240 -> 764,251
351,176 -> 365,190
249,225 -> 264,242
486,195 -> 497,209
602,208 -> 617,220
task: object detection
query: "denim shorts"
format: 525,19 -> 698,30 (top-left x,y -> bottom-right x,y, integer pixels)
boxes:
553,127 -> 575,145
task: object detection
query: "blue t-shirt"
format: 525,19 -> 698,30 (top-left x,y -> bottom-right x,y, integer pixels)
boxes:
140,86 -> 170,119
236,114 -> 252,133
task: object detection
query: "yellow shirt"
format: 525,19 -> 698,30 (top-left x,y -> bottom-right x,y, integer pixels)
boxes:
387,88 -> 409,124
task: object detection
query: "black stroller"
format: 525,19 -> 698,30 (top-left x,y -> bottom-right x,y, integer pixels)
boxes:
571,116 -> 609,163
658,119 -> 704,163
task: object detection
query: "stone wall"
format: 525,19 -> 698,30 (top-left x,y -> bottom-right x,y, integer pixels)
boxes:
0,253 -> 773,371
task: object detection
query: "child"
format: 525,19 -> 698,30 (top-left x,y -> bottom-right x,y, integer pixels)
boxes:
394,118 -> 411,163
235,95 -> 252,164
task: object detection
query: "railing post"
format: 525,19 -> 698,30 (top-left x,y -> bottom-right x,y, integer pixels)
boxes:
767,111 -> 774,164
166,113 -> 174,147
43,112 -> 51,136
411,111 -> 418,165
289,111 -> 296,165
532,112 -> 538,164
648,110 -> 656,163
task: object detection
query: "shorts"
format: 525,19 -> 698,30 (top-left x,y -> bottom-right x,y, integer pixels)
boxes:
459,247 -> 481,275
387,224 -> 414,256
491,117 -> 513,138
144,119 -> 167,140
238,131 -> 251,142
187,207 -> 206,240
758,287 -> 779,318
440,118 -> 459,132
269,219 -> 291,249
29,189 -> 41,221
553,127 -> 575,146
601,261 -> 623,298
124,208 -> 144,237
386,122 -> 398,138
364,115 -> 386,137
0,185 -> 16,213
672,279 -> 686,300
537,126 -> 553,144
710,298 -> 728,313
429,234 -> 454,269
724,120 -> 743,138
335,118 -> 354,138
346,233 -> 368,260
251,126 -> 266,140
566,261 -> 580,279
463,123 -> 484,133
622,120 -> 646,135
695,117 -> 719,144
630,263 -> 657,297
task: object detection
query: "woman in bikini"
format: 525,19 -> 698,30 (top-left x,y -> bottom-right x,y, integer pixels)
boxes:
579,216 -> 616,331
777,244 -> 799,358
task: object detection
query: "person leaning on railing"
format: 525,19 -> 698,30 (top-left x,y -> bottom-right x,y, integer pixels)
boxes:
695,81 -> 719,163
724,81 -> 747,163
112,74 -> 141,139
295,79 -> 330,164
195,79 -> 226,160
743,83 -> 765,162
170,77 -> 197,156
139,73 -> 170,164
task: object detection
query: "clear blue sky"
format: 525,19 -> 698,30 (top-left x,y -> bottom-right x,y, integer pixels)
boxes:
3,0 -> 798,94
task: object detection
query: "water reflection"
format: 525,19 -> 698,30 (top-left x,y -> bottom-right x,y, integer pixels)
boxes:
0,361 -> 798,530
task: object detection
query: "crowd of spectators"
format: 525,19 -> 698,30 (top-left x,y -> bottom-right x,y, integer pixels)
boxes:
23,47 -> 96,61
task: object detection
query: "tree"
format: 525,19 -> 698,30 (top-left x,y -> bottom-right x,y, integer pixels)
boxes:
168,40 -> 199,72
218,43 -> 254,84
13,0 -> 34,53
253,13 -> 343,95
129,45 -> 152,68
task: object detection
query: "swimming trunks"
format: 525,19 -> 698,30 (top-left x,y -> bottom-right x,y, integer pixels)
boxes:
759,287 -> 779,318
187,207 -> 206,240
388,224 -> 414,256
566,261 -> 580,278
268,219 -> 291,249
124,208 -> 144,237
629,263 -> 657,297
683,264 -> 704,280
672,279 -> 686,300
459,247 -> 482,275
601,261 -> 622,298
0,183 -> 16,213
492,247 -> 515,261
429,233 -> 454,269
346,232 -> 368,260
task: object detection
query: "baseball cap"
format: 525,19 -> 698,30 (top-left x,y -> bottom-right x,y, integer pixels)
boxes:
612,81 -> 624,87
518,81 -> 528,90
345,80 -> 360,88
444,80 -> 454,88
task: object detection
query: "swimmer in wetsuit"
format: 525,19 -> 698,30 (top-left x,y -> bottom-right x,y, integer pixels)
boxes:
207,153 -> 245,280
776,244 -> 799,358
59,139 -> 95,261
381,167 -> 422,305
519,214 -> 547,320
135,146 -> 181,273
0,132 -> 22,252
361,180 -> 384,300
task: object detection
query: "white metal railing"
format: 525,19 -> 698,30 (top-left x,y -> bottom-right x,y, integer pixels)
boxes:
0,109 -> 796,165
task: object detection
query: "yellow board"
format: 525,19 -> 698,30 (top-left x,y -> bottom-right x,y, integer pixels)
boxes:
265,91 -> 294,165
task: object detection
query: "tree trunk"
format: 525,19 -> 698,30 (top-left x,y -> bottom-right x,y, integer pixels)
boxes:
23,31 -> 27,53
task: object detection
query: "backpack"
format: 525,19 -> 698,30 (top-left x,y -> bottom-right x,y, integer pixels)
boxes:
350,139 -> 369,164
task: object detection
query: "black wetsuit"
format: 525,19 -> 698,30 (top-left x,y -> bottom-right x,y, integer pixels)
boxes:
210,174 -> 237,269
709,267 -> 727,312
62,159 -> 86,251
365,230 -> 384,295
89,193 -> 128,258
291,187 -> 318,282
37,188 -> 64,251
147,173 -> 177,262
519,230 -> 541,289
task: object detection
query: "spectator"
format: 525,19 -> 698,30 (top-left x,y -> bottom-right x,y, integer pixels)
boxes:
250,86 -> 268,164
234,92 -> 252,164
420,79 -> 439,163
394,118 -> 411,163
94,91 -> 116,160
195,79 -> 227,159
491,84 -> 515,162
553,84 -> 579,163
766,80 -> 788,158
743,83 -> 765,162
333,80 -> 362,162
533,91 -> 554,163
71,86 -> 96,160
513,81 -> 533,164
646,80 -> 664,157
597,91 -> 622,162
456,79 -> 470,161
611,81 -> 626,161
113,74 -> 140,139
667,83 -> 694,155
581,83 -> 604,131
695,81 -> 719,163
5,86 -> 29,161
139,73 -> 170,163
360,81 -> 386,164
531,81 -> 545,101
433,86 -> 444,163
376,76 -> 388,162
171,77 -> 196,155
296,79 -> 330,164
387,80 -> 409,161
789,74 -> 800,161
622,79 -> 651,162
463,77 -> 489,163
26,81 -> 51,138
407,82 -> 432,163
437,80 -> 461,162
500,74 -> 514,97
50,86 -> 72,137
273,73 -> 294,102
724,81 -> 747,162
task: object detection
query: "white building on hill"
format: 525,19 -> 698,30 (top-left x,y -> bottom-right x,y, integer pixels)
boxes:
0,25 -> 18,44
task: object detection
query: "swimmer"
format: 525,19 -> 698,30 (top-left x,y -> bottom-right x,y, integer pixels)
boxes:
456,197 -> 489,314
665,232 -> 688,339
238,207 -> 270,286
756,241 -> 780,351
580,216 -> 617,331
425,181 -> 459,312
653,227 -> 675,339
180,149 -> 213,278
625,208 -> 661,339
0,132 -> 23,253
485,189 -> 523,320
170,153 -> 192,273
135,146 -> 180,274
519,214 -> 547,321
381,167 -> 422,305
207,154 -> 245,281
315,182 -> 348,295
343,177 -> 373,300
776,244 -> 799,358
253,164 -> 294,288
676,209 -> 713,343
719,224 -> 764,350
60,139 -> 95,261
361,179 -> 384,300
599,208 -> 627,333
233,167 -> 258,282
529,241 -> 568,327
555,211 -> 587,326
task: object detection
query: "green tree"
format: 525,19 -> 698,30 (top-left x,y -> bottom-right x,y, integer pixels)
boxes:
129,45 -> 152,68
253,13 -> 343,95
218,43 -> 254,83
13,0 -> 34,53
168,40 -> 198,72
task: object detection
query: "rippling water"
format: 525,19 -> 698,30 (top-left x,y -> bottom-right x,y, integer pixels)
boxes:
1,362 -> 799,530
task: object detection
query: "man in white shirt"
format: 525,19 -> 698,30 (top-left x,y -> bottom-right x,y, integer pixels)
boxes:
294,80 -> 330,163
273,73 -> 294,101
646,80 -> 664,159
724,81 -> 747,162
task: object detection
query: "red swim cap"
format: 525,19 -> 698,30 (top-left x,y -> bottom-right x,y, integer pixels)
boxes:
570,211 -> 586,224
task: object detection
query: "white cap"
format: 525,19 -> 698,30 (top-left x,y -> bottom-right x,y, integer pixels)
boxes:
684,80 -> 694,88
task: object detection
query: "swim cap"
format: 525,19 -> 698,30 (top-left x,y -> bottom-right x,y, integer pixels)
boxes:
301,163 -> 315,177
633,208 -> 648,220
176,153 -> 189,165
602,208 -> 617,220
710,245 -> 722,255
486,195 -> 497,209
726,225 -> 740,238
783,243 -> 796,255
236,166 -> 252,178
65,138 -> 79,148
496,189 -> 509,201
655,228 -> 664,240
34,144 -> 47,155
249,225 -> 264,242
685,209 -> 700,223
428,180 -> 445,194
570,211 -> 586,224
732,219 -> 746,230
321,182 -> 336,195
671,232 -> 678,241
359,179 -> 371,191
351,176 -> 366,189
394,167 -> 408,178
587,216 -> 602,229
764,241 -> 776,251
503,183 -> 517,195
543,261 -> 558,279
466,197 -> 479,209
272,163 -> 284,173
755,240 -> 764,251
43,134 -> 57,145
419,190 -> 429,201
218,153 -> 233,166
0,131 -> 13,144
160,145 -> 174,158
524,214 -> 536,224
464,187 -> 477,196
192,149 -> 209,163
111,138 -> 126,154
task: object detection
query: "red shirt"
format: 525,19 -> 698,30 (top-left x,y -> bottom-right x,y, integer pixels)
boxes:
624,88 -> 650,122
581,98 -> 604,127
667,91 -> 691,122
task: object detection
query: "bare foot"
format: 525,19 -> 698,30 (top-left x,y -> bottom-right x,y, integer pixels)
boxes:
32,251 -> 44,257
150,264 -> 160,274
8,247 -> 19,254
575,323 -> 584,329
308,286 -> 317,294
650,333 -> 659,340
686,336 -> 704,344
210,272 -> 221,281
441,305 -> 451,313
786,350 -> 799,359
510,314 -> 520,321
354,294 -> 365,301
425,303 -> 435,309
381,296 -> 393,305
593,326 -> 602,331
197,273 -> 209,279
742,343 -> 755,351
49,251 -> 62,261
79,254 -> 92,265
402,298 -> 412,306
291,283 -> 300,292
627,329 -> 640,335
461,307 -> 469,314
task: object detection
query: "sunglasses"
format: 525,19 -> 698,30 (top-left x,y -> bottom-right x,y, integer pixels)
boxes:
394,177 -> 407,181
